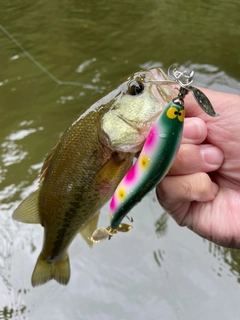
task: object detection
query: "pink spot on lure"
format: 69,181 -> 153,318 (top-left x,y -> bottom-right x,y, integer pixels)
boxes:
143,124 -> 159,151
124,164 -> 137,184
109,195 -> 116,213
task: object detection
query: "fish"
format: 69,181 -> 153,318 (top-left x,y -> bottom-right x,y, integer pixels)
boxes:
12,67 -> 176,287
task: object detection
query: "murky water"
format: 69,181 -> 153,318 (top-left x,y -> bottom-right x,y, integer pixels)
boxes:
0,0 -> 240,319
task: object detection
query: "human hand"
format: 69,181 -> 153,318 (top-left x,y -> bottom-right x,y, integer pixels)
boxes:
156,88 -> 240,248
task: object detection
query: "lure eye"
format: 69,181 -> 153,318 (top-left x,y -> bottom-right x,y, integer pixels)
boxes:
166,107 -> 179,119
178,110 -> 185,122
128,80 -> 144,95
166,106 -> 184,122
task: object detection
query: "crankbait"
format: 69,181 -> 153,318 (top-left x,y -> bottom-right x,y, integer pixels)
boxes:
89,66 -> 219,243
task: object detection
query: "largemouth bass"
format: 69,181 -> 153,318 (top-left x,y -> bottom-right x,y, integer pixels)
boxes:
12,68 -> 176,287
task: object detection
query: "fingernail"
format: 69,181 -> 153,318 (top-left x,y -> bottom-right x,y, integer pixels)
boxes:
183,118 -> 205,142
200,145 -> 223,166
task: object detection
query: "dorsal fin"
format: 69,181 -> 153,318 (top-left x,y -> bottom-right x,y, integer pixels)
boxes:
39,143 -> 59,182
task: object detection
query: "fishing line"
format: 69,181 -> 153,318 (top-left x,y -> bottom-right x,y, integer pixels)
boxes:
0,24 -> 96,88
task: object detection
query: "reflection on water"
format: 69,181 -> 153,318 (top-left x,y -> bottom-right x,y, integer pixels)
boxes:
208,242 -> 240,282
0,289 -> 29,320
0,0 -> 240,318
0,205 -> 30,319
155,212 -> 169,238
153,213 -> 168,267
154,217 -> 240,283
153,248 -> 165,268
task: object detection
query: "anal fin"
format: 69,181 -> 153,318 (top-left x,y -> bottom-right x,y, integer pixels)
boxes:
80,212 -> 100,248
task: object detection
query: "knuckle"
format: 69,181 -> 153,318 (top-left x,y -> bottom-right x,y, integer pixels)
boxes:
170,144 -> 199,175
181,177 -> 193,198
156,181 -> 169,204
174,144 -> 190,168
194,172 -> 212,200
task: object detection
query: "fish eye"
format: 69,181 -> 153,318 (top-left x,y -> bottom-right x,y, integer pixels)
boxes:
128,80 -> 144,95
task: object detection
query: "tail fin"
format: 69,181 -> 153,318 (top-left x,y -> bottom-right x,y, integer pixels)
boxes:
31,253 -> 70,287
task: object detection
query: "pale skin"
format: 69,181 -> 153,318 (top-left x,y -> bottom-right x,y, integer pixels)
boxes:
156,88 -> 240,249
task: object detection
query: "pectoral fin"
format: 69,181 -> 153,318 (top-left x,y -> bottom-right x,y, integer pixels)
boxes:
80,212 -> 100,248
12,189 -> 41,224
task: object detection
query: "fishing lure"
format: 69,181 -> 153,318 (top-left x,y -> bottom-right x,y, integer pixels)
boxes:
89,66 -> 219,243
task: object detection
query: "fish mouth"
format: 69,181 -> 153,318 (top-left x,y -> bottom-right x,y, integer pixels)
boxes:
149,67 -> 169,82
149,68 -> 177,106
